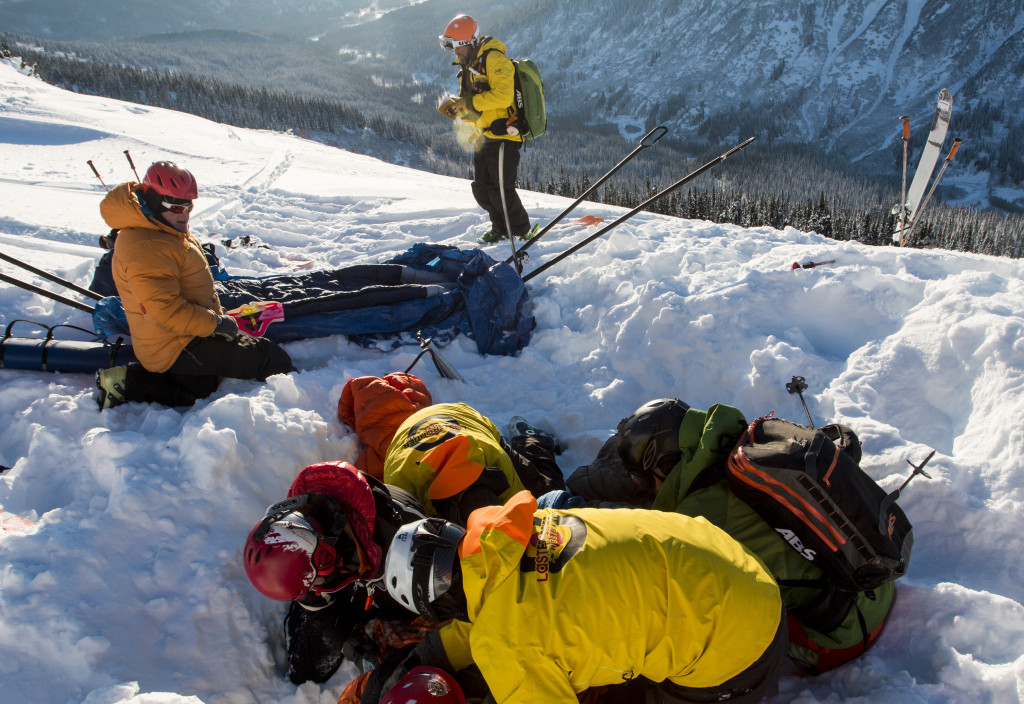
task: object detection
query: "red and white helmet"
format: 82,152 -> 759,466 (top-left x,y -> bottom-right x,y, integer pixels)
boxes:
381,666 -> 466,704
439,14 -> 478,50
143,161 -> 198,200
243,494 -> 365,602
243,511 -> 336,601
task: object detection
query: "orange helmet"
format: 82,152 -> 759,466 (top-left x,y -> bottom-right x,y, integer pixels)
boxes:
439,14 -> 478,50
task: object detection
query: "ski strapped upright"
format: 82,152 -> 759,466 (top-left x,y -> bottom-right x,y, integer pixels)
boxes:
900,138 -> 962,247
506,125 -> 668,267
522,137 -> 756,283
894,88 -> 953,245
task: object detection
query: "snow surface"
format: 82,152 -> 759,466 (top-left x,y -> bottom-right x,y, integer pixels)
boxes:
2,59 -> 1024,704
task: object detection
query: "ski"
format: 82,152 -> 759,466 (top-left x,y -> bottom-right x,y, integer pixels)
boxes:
894,89 -> 953,244
900,138 -> 962,247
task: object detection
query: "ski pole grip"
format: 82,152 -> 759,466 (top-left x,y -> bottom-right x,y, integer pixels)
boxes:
901,116 -> 910,140
641,125 -> 668,147
87,160 -> 100,178
123,150 -> 136,169
947,138 -> 961,161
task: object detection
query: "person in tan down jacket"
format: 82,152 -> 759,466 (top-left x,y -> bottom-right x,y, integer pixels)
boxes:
94,161 -> 293,409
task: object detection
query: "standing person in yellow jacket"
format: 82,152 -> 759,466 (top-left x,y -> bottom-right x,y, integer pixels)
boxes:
375,491 -> 787,704
95,161 -> 293,409
382,403 -> 564,526
440,14 -> 536,244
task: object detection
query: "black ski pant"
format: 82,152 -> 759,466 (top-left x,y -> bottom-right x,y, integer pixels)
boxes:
123,334 -> 294,407
471,139 -> 530,238
502,434 -> 566,497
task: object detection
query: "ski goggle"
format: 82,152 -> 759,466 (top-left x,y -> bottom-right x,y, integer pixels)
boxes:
438,35 -> 474,51
161,199 -> 194,214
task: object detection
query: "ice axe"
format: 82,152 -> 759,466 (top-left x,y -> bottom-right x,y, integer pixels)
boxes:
785,375 -> 816,428
404,331 -> 464,382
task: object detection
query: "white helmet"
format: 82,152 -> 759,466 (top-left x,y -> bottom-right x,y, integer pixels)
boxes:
385,517 -> 466,620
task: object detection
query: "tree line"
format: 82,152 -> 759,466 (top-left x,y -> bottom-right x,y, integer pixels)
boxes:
6,36 -> 1024,259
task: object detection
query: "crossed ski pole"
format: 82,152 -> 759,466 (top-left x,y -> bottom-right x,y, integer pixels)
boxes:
507,125 -> 668,267
0,250 -> 102,313
522,137 -> 756,283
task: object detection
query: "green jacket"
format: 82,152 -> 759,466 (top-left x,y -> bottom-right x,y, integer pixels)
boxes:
651,404 -> 894,659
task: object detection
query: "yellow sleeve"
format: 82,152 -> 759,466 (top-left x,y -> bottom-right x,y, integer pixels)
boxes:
438,620 -> 475,672
477,650 -> 579,704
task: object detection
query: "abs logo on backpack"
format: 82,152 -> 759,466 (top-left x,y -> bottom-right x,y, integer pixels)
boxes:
776,528 -> 817,561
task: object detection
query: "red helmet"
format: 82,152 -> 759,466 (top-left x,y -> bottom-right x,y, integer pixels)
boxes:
143,161 -> 198,200
381,666 -> 466,704
243,510 -> 337,601
439,14 -> 478,50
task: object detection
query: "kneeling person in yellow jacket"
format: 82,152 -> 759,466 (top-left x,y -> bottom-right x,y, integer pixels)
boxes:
382,403 -> 564,526
379,491 -> 787,704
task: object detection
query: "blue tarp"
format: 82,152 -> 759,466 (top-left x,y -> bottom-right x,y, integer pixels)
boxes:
93,244 -> 535,357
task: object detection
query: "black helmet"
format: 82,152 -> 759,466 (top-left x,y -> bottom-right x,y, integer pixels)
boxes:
616,398 -> 690,482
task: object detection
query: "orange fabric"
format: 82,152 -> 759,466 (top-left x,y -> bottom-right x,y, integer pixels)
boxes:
424,435 -> 485,500
336,671 -> 369,704
458,490 -> 536,558
337,373 -> 432,478
337,616 -> 448,704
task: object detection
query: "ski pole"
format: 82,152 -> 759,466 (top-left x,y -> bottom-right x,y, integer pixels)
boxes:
0,271 -> 96,313
901,138 -> 961,247
523,136 -> 756,283
898,115 -> 910,237
496,142 -> 523,275
124,150 -> 141,182
87,160 -> 109,191
508,125 -> 668,264
0,251 -> 103,301
785,375 -> 815,428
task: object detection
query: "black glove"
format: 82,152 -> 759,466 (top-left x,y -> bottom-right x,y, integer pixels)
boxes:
211,315 -> 239,340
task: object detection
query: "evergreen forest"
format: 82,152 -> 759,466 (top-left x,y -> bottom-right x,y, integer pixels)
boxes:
4,34 -> 1023,259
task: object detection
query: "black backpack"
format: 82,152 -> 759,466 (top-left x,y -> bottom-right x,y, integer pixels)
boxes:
724,416 -> 913,598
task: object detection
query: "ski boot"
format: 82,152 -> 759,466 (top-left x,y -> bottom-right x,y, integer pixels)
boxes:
477,229 -> 507,244
508,416 -> 563,455
95,366 -> 128,410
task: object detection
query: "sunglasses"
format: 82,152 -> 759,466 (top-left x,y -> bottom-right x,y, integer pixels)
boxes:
161,200 -> 194,214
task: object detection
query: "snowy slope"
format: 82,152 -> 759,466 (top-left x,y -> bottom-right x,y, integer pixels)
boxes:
2,60 -> 1024,704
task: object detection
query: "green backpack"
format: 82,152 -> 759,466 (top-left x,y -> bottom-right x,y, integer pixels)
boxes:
482,50 -> 547,143
510,57 -> 546,142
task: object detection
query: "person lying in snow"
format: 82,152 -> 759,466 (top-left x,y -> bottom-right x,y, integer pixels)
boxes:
242,373 -> 566,684
564,399 -> 898,675
94,161 -> 294,409
371,491 -> 787,704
